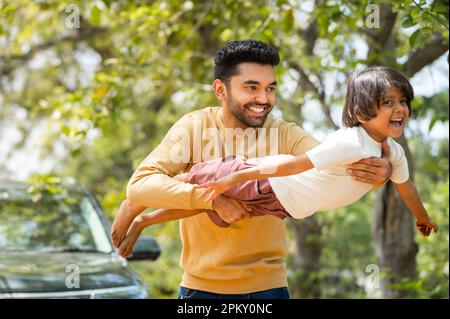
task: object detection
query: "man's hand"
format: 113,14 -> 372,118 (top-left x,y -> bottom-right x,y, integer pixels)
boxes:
347,140 -> 392,185
212,195 -> 250,224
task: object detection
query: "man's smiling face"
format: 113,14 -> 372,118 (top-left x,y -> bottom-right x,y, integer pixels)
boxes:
225,62 -> 277,128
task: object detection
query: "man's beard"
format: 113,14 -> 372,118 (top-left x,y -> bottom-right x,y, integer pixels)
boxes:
226,94 -> 273,128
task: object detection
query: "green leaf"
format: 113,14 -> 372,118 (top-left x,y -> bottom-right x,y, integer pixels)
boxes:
219,29 -> 233,42
409,29 -> 421,48
62,126 -> 71,136
410,7 -> 422,20
317,14 -> 329,37
90,5 -> 101,26
0,4 -> 16,15
284,8 -> 294,31
429,116 -> 438,130
402,16 -> 416,28
432,4 -> 449,15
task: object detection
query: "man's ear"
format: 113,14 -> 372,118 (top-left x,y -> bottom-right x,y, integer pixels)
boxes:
212,79 -> 227,101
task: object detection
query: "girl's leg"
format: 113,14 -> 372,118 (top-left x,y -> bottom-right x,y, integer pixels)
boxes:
112,173 -> 190,248
111,199 -> 146,248
118,208 -> 203,257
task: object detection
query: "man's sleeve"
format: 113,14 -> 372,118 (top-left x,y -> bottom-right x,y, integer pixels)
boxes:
285,124 -> 321,156
126,114 -> 213,210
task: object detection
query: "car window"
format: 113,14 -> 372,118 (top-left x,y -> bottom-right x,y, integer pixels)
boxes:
0,189 -> 112,253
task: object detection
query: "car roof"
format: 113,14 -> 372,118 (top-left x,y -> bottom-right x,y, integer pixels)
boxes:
0,179 -> 85,193
0,180 -> 29,190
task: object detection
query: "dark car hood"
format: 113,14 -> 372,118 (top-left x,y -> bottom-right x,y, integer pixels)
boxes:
0,252 -> 142,293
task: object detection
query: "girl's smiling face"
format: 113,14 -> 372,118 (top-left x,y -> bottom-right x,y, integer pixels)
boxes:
359,86 -> 410,142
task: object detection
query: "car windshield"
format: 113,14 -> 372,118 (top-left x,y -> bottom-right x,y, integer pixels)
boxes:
0,187 -> 112,253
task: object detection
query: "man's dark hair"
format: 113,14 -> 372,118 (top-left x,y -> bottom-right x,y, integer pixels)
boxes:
214,39 -> 280,84
342,66 -> 414,127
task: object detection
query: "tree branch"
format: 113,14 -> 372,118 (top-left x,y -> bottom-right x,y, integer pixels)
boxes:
366,4 -> 398,64
281,1 -> 338,129
289,61 -> 339,130
403,35 -> 449,78
375,5 -> 397,46
1,25 -> 107,77
300,19 -> 319,56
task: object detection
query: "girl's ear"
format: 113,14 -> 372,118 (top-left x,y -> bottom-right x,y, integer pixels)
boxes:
212,79 -> 227,101
354,105 -> 367,123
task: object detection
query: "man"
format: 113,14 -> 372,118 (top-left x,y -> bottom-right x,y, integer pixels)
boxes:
118,40 -> 391,299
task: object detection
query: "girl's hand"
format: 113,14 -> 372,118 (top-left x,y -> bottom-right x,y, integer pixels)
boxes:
416,219 -> 439,237
194,176 -> 235,202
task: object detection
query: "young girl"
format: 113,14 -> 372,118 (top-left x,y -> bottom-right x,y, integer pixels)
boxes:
113,66 -> 438,258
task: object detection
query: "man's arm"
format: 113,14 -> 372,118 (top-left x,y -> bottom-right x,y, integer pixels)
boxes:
126,113 -> 250,223
287,124 -> 321,156
127,114 -> 212,210
395,180 -> 438,236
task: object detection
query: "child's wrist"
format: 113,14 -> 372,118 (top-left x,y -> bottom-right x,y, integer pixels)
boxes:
416,216 -> 431,223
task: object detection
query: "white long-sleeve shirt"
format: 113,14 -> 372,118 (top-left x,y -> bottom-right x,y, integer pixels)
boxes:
267,126 -> 409,219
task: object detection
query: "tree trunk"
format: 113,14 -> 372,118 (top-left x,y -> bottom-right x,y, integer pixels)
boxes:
283,91 -> 323,298
372,135 -> 419,298
288,215 -> 323,298
366,5 -> 421,296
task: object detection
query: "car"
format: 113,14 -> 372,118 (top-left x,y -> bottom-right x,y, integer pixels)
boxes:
0,179 -> 161,299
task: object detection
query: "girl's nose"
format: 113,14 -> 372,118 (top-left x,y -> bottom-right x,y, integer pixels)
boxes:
395,102 -> 409,112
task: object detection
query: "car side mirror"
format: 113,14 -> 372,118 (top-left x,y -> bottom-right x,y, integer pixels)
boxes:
127,236 -> 161,261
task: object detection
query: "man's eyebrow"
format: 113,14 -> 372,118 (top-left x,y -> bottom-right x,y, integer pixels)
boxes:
242,80 -> 260,85
242,80 -> 277,86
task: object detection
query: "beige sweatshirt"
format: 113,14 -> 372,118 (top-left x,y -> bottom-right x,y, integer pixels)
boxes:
127,106 -> 319,294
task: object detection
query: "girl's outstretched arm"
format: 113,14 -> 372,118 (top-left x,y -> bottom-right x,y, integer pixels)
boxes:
395,180 -> 439,237
195,154 -> 314,201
